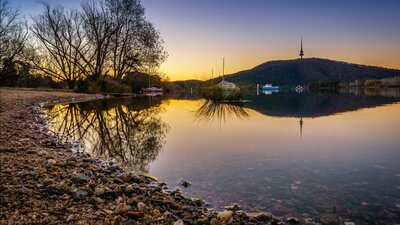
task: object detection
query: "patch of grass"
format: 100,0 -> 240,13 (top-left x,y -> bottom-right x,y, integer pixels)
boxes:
201,87 -> 243,102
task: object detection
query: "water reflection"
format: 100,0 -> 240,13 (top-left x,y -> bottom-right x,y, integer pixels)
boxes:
46,91 -> 400,225
47,98 -> 169,171
194,100 -> 249,125
246,92 -> 400,118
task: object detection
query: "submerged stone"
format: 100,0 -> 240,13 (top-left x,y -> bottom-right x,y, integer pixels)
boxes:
248,212 -> 273,221
287,216 -> 299,224
179,180 -> 191,188
224,203 -> 240,211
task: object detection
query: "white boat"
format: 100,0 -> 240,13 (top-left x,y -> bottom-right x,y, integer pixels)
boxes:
262,84 -> 279,90
141,87 -> 163,93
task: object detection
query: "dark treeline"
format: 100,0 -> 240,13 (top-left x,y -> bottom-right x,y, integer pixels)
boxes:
0,0 -> 167,92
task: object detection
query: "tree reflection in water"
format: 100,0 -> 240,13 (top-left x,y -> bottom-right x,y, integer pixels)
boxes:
46,98 -> 169,172
194,100 -> 249,125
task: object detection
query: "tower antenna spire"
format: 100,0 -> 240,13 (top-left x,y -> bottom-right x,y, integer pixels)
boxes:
299,36 -> 304,59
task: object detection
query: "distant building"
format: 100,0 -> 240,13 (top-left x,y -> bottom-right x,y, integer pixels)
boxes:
299,37 -> 304,59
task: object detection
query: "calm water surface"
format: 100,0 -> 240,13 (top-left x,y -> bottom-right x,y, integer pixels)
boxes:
46,92 -> 400,224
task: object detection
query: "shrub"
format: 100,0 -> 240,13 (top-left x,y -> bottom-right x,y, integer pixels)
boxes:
202,87 -> 243,101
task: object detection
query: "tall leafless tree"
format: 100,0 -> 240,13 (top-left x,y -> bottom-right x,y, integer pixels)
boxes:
106,0 -> 166,80
31,3 -> 89,89
30,0 -> 166,89
0,0 -> 28,76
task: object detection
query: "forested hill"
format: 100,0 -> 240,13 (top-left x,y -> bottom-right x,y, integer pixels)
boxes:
212,58 -> 400,86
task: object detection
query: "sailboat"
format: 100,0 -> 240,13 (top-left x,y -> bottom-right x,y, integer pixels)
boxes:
215,58 -> 239,91
141,78 -> 163,94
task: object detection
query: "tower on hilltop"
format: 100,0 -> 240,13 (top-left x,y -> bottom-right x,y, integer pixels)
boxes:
299,37 -> 304,59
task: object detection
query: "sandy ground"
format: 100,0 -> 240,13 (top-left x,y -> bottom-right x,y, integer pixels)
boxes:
0,89 -> 294,225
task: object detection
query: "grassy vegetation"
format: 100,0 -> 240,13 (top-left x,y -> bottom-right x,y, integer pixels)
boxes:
201,87 -> 244,102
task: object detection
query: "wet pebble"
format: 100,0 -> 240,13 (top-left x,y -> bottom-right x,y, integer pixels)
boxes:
217,210 -> 233,224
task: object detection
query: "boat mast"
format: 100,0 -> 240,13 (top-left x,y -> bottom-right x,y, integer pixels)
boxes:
222,57 -> 225,81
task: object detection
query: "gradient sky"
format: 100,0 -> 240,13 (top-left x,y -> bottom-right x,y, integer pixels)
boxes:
10,0 -> 400,80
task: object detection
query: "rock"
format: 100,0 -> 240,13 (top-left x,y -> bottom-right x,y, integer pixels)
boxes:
196,217 -> 209,224
137,202 -> 147,212
73,173 -> 91,184
74,191 -> 88,200
66,214 -> 74,222
287,216 -> 299,224
94,187 -> 105,196
38,150 -> 48,156
93,197 -> 104,204
190,197 -> 206,206
270,222 -> 284,225
320,214 -> 339,225
210,218 -> 221,225
174,219 -> 184,225
113,178 -> 124,184
179,180 -> 191,188
115,203 -> 131,215
119,173 -> 137,183
248,212 -> 273,221
19,138 -> 30,142
125,211 -> 144,218
138,172 -> 158,181
217,210 -> 233,224
19,187 -> 33,196
102,209 -> 113,215
47,159 -> 57,164
224,203 -> 240,211
43,178 -> 54,185
18,170 -> 37,177
344,222 -> 355,225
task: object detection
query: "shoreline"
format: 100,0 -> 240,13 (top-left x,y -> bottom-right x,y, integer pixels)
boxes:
0,89 -> 302,224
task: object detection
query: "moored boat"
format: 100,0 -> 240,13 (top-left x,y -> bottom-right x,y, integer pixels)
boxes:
262,84 -> 279,90
141,87 -> 163,93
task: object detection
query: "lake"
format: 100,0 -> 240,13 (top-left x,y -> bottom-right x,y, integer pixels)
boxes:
46,91 -> 400,224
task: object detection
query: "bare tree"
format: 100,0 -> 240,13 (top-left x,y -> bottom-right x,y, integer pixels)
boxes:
31,3 -> 88,89
79,0 -> 167,80
29,0 -> 167,89
80,0 -> 116,79
106,0 -> 166,80
0,0 -> 28,76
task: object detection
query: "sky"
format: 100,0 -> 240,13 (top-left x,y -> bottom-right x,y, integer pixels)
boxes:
10,0 -> 400,81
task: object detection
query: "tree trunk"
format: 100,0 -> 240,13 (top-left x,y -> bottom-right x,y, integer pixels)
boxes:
67,80 -> 76,89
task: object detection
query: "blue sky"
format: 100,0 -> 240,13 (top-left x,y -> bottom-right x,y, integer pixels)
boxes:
9,0 -> 400,80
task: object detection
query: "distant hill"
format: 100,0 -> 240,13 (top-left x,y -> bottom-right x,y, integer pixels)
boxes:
210,58 -> 400,86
